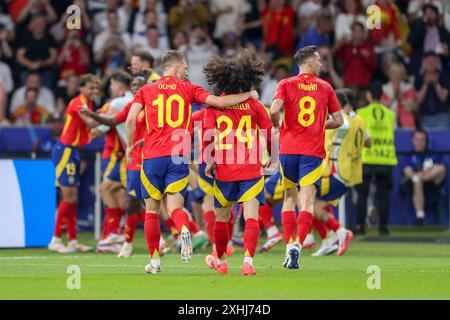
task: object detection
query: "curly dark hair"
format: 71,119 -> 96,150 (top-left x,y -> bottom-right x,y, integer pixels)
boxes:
203,50 -> 264,95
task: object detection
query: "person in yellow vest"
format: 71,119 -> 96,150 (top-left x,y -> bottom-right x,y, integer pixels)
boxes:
312,89 -> 371,256
355,82 -> 398,236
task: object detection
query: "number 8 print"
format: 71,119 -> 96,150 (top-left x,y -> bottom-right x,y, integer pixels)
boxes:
298,96 -> 316,127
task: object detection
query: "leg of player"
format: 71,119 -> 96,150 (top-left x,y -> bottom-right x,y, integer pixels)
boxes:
48,186 -> 76,252
203,194 -> 216,252
311,200 -> 338,257
144,197 -> 162,274
258,195 -> 283,254
321,204 -> 353,256
166,192 -> 193,262
187,207 -> 209,252
118,198 -> 141,258
205,206 -> 231,275
159,200 -> 179,252
241,198 -> 260,276
281,187 -> 298,268
98,179 -> 124,248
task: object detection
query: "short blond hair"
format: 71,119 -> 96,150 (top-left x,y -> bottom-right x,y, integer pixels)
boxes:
79,74 -> 100,87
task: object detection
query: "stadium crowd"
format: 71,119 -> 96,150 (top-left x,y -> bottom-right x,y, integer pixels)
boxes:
0,0 -> 450,130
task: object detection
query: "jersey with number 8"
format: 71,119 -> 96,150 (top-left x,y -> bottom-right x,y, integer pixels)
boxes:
273,73 -> 341,159
132,75 -> 210,159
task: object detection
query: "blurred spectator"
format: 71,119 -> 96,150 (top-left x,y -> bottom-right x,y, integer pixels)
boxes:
221,32 -> 241,58
334,22 -> 376,89
185,26 -> 217,91
262,0 -> 295,59
168,0 -> 210,36
93,0 -> 132,34
16,14 -> 57,89
414,52 -> 450,129
239,0 -> 264,49
369,0 -> 402,55
373,51 -> 398,84
402,129 -> 447,226
132,25 -> 169,68
408,4 -> 450,75
0,40 -> 12,96
11,88 -> 50,125
318,45 -> 343,88
93,10 -> 131,74
57,30 -> 90,81
381,63 -> 417,128
407,0 -> 443,23
0,1 -> 15,41
170,30 -> 188,51
134,0 -> 168,36
10,72 -> 55,115
0,25 -> 12,59
210,0 -> 246,42
334,0 -> 366,43
129,49 -> 160,83
297,10 -> 333,49
132,8 -> 169,50
14,0 -> 57,25
51,0 -> 91,43
55,74 -> 79,119
296,0 -> 323,35
260,63 -> 289,107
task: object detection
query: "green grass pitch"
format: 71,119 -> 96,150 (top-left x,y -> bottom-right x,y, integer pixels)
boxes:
1,227 -> 450,300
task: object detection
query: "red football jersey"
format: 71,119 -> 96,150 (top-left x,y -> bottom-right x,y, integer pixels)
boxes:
115,101 -> 146,171
100,103 -> 125,160
60,94 -> 93,147
191,107 -> 207,164
273,73 -> 340,158
204,98 -> 272,182
133,75 -> 210,159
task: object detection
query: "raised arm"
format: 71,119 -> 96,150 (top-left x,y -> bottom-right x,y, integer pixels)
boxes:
80,108 -> 118,127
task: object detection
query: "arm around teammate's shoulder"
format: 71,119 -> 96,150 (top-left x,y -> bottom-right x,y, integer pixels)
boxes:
205,90 -> 258,109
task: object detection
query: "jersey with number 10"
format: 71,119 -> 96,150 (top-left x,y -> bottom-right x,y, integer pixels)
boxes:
273,73 -> 340,159
132,75 -> 210,160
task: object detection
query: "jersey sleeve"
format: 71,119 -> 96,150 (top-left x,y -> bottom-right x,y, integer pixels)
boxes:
255,100 -> 272,129
272,80 -> 287,103
133,87 -> 146,106
114,102 -> 132,124
327,86 -> 341,114
188,82 -> 210,104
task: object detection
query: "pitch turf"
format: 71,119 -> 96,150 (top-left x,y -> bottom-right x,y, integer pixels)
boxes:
1,227 -> 450,300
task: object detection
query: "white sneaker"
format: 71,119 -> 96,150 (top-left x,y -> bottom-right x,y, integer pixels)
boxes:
312,233 -> 338,257
145,263 -> 161,274
97,233 -> 125,246
48,237 -> 66,253
302,233 -> 317,250
283,242 -> 301,269
180,226 -> 193,263
117,242 -> 133,257
61,240 -> 94,253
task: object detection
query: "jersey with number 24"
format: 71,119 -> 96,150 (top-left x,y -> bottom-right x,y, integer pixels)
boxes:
273,73 -> 340,159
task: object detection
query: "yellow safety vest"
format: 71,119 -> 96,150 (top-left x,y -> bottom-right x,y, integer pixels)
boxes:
357,102 -> 398,166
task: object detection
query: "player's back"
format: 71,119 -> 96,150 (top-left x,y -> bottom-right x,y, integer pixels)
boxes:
275,73 -> 340,158
136,75 -> 205,159
204,98 -> 272,182
60,94 -> 93,147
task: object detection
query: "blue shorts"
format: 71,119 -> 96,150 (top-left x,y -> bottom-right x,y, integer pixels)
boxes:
102,157 -> 127,186
316,175 -> 348,206
197,163 -> 214,198
127,169 -> 142,200
279,154 -> 324,188
51,141 -> 80,187
265,171 -> 284,201
141,156 -> 189,200
214,177 -> 265,208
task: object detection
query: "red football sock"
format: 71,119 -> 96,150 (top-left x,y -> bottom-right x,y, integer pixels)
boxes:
325,215 -> 341,232
204,210 -> 215,244
109,208 -> 123,234
66,202 -> 78,241
312,217 -> 327,240
243,218 -> 260,258
138,210 -> 146,224
101,212 -> 110,240
164,217 -> 178,236
296,211 -> 314,245
54,200 -> 70,238
228,213 -> 235,240
281,211 -> 297,244
189,219 -> 201,234
259,204 -> 275,230
214,221 -> 229,260
124,213 -> 139,243
170,208 -> 190,232
144,213 -> 161,258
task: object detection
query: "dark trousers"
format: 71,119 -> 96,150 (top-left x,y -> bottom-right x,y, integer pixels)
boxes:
355,165 -> 393,228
